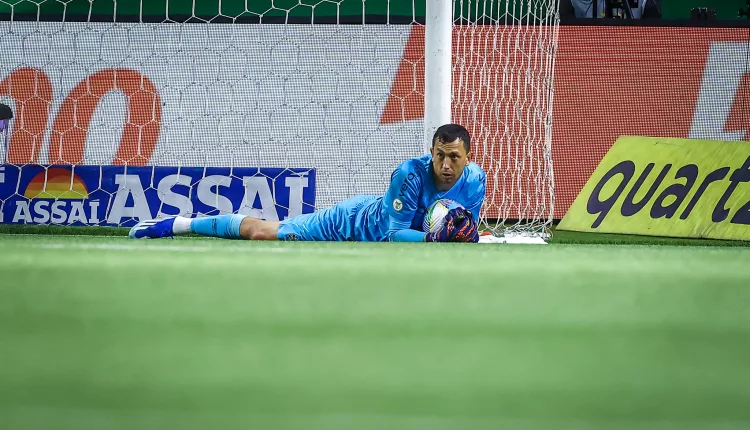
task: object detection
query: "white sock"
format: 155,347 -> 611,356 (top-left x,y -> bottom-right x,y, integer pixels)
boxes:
172,216 -> 193,235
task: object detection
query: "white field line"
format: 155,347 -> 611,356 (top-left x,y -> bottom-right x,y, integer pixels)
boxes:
34,243 -> 368,256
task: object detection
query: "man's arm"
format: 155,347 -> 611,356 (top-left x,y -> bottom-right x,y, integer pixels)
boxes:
388,217 -> 426,242
382,161 -> 428,242
465,172 -> 487,224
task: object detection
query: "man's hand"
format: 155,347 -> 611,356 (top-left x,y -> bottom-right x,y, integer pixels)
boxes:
451,209 -> 479,243
425,208 -> 479,243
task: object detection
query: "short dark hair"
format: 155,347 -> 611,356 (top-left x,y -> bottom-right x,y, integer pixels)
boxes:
432,123 -> 470,153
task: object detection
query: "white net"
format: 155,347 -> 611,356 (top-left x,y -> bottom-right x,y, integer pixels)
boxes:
453,0 -> 559,235
0,0 -> 559,235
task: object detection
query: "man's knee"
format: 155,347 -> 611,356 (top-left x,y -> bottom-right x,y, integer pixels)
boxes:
239,217 -> 279,241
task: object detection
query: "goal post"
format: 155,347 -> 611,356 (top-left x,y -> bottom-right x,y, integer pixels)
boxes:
0,0 -> 559,237
424,0 -> 453,155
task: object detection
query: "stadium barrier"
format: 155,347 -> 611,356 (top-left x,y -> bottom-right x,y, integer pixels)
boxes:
0,165 -> 315,226
552,25 -> 750,217
558,136 -> 750,241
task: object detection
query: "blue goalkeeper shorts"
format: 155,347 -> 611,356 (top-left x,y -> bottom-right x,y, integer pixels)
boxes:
277,195 -> 379,241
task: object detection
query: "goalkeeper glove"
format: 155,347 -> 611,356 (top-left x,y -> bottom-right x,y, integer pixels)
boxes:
451,209 -> 479,243
425,208 -> 477,243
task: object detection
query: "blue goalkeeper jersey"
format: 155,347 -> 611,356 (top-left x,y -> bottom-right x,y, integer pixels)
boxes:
354,154 -> 486,242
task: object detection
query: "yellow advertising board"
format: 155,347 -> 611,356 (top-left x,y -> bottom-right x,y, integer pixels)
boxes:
558,136 -> 750,241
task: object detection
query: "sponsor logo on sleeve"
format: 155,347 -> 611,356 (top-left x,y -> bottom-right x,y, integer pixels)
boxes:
393,198 -> 403,211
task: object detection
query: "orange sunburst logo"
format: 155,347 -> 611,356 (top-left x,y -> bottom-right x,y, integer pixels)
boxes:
23,168 -> 89,199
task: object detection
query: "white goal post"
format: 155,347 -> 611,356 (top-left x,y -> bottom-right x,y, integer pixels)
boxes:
0,0 -> 559,236
424,0 -> 454,155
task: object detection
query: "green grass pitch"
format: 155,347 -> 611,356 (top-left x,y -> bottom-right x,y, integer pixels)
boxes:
2,230 -> 750,430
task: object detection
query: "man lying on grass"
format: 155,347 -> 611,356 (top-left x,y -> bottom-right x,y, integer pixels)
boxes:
130,124 -> 485,243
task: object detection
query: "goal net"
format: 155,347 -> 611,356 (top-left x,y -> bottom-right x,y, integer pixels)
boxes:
0,0 -> 559,236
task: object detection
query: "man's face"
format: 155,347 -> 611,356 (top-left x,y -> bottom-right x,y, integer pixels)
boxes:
431,138 -> 471,190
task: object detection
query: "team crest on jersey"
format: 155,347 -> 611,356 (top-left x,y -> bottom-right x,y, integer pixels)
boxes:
393,198 -> 403,211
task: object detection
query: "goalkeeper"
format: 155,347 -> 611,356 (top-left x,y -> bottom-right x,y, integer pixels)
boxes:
130,123 -> 486,243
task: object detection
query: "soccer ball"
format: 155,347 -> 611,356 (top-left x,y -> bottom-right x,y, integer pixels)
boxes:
423,199 -> 464,233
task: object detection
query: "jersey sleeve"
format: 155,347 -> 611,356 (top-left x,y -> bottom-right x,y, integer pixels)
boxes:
465,169 -> 486,223
384,161 -> 422,224
383,161 -> 426,242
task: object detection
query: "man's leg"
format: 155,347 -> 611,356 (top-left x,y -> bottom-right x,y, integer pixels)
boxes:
180,214 -> 281,240
130,214 -> 280,240
130,195 -> 375,241
239,217 -> 280,240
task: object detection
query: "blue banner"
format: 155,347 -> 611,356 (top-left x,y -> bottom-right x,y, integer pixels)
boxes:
0,165 -> 316,227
